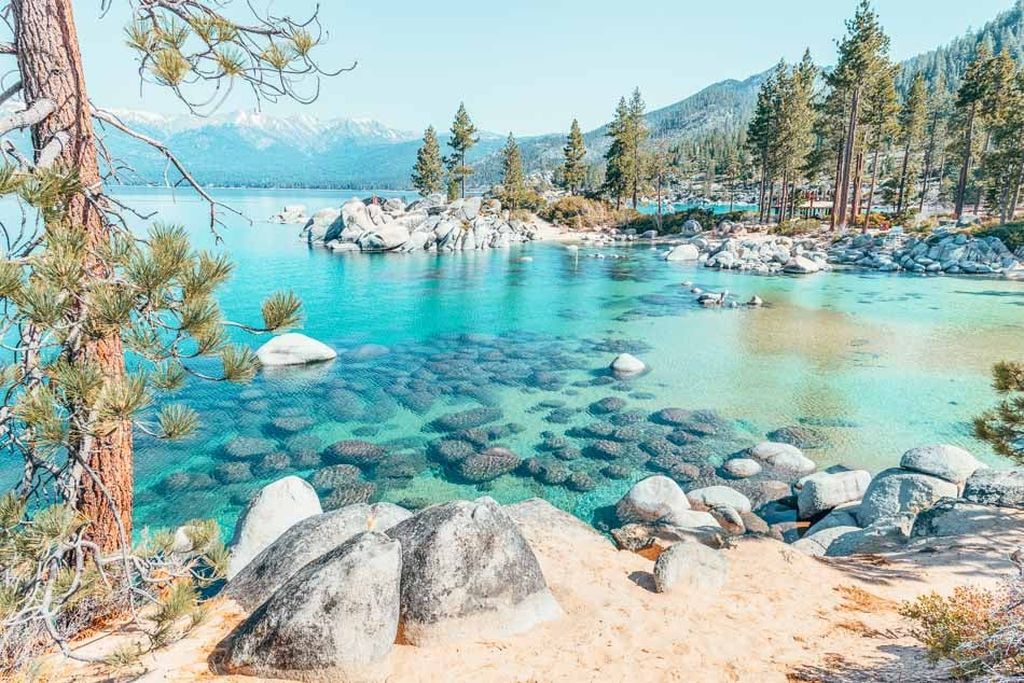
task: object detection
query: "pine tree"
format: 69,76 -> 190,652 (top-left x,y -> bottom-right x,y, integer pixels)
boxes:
604,97 -> 632,209
860,65 -> 898,222
500,133 -> 528,210
412,126 -> 444,196
895,74 -> 929,214
561,119 -> 587,195
747,72 -> 778,223
954,42 -> 994,218
920,73 -> 953,211
827,0 -> 892,230
448,103 -> 479,199
627,88 -> 650,208
975,361 -> 1024,462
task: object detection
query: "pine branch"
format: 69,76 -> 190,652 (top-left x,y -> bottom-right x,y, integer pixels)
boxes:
0,99 -> 54,137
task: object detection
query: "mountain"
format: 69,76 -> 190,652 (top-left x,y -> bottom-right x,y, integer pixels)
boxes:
98,110 -> 505,190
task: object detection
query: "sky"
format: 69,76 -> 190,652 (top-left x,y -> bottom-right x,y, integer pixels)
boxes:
71,0 -> 1015,135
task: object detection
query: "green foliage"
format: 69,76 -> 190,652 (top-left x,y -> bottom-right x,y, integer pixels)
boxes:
621,208 -> 747,235
974,360 -> 1024,462
560,119 -> 587,195
541,196 -> 630,230
975,222 -> 1024,251
412,126 -> 444,196
603,90 -> 650,208
499,133 -> 528,210
447,103 -> 479,199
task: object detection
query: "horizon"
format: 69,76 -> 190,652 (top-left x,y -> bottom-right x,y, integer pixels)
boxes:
72,0 -> 1014,137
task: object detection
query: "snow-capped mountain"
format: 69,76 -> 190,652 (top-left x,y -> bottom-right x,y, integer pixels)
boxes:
92,109 -> 498,189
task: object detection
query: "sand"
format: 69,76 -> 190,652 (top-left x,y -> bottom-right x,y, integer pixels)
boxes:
49,499 -> 1023,683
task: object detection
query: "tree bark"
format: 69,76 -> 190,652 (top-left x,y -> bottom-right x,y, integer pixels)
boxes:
837,88 -> 860,230
14,0 -> 133,552
851,151 -> 864,226
830,140 -> 844,230
865,144 -> 881,228
897,140 -> 911,214
955,104 -> 976,219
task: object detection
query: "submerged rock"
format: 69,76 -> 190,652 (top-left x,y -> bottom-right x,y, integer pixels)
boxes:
610,353 -> 646,377
219,532 -> 401,680
386,498 -> 561,645
749,441 -> 817,478
227,476 -> 322,579
256,333 -> 337,367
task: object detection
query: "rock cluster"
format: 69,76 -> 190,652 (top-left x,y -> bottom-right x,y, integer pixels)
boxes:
671,233 -> 831,275
301,195 -> 558,253
828,231 -> 1022,275
219,479 -> 561,679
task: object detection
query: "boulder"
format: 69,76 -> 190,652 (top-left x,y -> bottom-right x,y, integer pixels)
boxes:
227,502 -> 412,611
653,541 -> 728,594
797,470 -> 871,520
256,333 -> 337,367
219,532 -> 401,680
680,219 -> 703,237
357,222 -> 411,252
783,255 -> 821,275
963,468 -> 1024,508
856,468 -> 959,528
911,498 -> 1021,538
610,353 -> 646,377
805,502 -> 861,536
665,244 -> 700,262
616,475 -> 693,526
301,207 -> 340,243
791,526 -> 863,557
386,498 -> 561,644
749,441 -> 817,478
899,444 -> 985,486
686,485 -> 752,513
227,476 -> 322,579
722,458 -> 762,479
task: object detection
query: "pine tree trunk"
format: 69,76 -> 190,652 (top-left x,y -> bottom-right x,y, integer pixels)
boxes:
14,0 -> 133,552
865,145 -> 881,229
974,130 -> 991,217
897,141 -> 911,214
778,169 -> 789,227
766,181 -> 775,225
851,151 -> 865,225
460,151 -> 466,199
831,141 -> 845,230
837,88 -> 861,230
757,166 -> 767,224
955,105 -> 976,219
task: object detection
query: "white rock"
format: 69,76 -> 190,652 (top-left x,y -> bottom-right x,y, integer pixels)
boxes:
654,541 -> 728,594
665,244 -> 700,262
899,444 -> 985,486
797,470 -> 871,519
616,475 -> 692,526
256,333 -> 337,367
783,255 -> 821,275
610,353 -> 646,377
687,485 -> 752,513
228,476 -> 322,579
722,458 -> 762,479
749,441 -> 817,477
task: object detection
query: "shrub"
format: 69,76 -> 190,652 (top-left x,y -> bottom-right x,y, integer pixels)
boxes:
772,218 -> 822,236
620,208 -> 749,235
975,223 -> 1024,252
901,578 -> 1024,679
541,196 -> 630,230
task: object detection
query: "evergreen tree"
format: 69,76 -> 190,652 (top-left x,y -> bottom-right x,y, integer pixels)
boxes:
860,65 -> 899,221
412,126 -> 444,196
603,97 -> 632,208
953,42 -> 994,218
627,88 -> 650,207
561,119 -> 587,195
747,72 -> 778,223
500,133 -> 528,210
448,103 -> 479,199
975,360 -> 1024,463
895,74 -> 929,213
827,0 -> 892,229
920,74 -> 953,210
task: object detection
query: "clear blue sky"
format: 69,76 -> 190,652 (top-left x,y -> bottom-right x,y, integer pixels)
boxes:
73,0 -> 1014,135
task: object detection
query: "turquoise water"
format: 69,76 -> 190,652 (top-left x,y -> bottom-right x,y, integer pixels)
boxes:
3,188 -> 1023,537
638,201 -> 758,215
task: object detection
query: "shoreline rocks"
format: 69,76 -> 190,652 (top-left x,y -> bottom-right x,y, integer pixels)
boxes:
302,195 -> 558,254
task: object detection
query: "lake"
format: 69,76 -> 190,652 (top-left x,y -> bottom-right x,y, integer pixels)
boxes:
3,187 -> 1022,537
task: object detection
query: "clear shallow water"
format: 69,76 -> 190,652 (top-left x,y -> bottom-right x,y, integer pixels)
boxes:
3,188 -> 1023,538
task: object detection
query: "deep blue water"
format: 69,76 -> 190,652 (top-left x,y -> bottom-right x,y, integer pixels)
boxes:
3,188 -> 1023,537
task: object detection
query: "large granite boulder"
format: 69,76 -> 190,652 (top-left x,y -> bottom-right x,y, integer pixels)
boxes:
301,207 -> 342,243
256,333 -> 337,367
963,468 -> 1024,508
228,476 -> 322,579
386,498 -> 561,644
911,498 -> 1019,538
856,468 -> 958,528
219,532 -> 401,680
783,255 -> 821,274
616,475 -> 693,526
227,502 -> 411,611
797,470 -> 871,520
653,541 -> 728,594
899,444 -> 984,486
